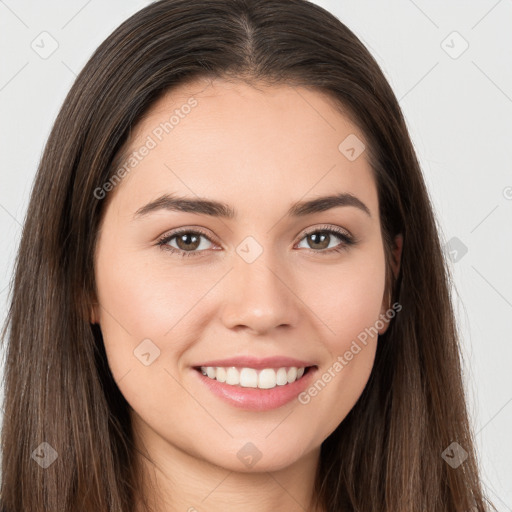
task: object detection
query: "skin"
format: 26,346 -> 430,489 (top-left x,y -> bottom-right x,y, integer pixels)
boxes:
91,78 -> 402,512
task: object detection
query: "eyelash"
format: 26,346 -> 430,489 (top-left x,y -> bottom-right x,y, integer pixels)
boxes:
156,225 -> 356,258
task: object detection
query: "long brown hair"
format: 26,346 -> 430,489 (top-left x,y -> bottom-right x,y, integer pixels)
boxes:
0,0 -> 494,510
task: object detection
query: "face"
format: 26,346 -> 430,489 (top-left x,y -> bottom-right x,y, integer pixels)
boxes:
92,78 -> 396,473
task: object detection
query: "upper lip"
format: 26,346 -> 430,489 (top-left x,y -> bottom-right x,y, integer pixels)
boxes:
193,356 -> 317,370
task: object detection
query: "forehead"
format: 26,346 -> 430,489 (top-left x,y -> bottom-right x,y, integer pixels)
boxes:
106,78 -> 378,218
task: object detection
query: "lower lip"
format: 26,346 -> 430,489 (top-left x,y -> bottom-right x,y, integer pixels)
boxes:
193,367 -> 317,411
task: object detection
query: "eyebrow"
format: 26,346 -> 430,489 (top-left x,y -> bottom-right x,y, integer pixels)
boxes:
133,192 -> 371,220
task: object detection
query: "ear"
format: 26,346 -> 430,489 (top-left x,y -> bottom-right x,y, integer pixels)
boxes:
89,301 -> 100,325
378,233 -> 403,335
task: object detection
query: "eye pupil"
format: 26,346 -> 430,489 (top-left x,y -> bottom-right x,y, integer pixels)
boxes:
176,233 -> 200,250
308,232 -> 330,250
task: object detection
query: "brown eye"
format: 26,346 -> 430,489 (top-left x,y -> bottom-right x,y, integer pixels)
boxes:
174,232 -> 202,251
296,226 -> 354,253
157,229 -> 215,257
305,231 -> 331,250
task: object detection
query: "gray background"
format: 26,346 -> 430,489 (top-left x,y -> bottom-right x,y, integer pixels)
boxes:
1,0 -> 511,508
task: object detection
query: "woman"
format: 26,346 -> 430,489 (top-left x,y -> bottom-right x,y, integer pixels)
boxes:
0,0 -> 494,510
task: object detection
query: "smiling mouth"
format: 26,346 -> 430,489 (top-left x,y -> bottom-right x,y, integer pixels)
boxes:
194,365 -> 315,390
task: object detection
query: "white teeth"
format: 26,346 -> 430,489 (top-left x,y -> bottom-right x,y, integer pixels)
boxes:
276,368 -> 288,386
239,368 -> 258,388
226,367 -> 239,385
199,366 -> 307,389
216,367 -> 227,383
287,367 -> 297,383
258,368 -> 277,389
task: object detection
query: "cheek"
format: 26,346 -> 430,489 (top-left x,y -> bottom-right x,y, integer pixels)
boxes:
93,251 -> 207,426
299,244 -> 387,354
93,243 -> 220,375
291,244 -> 386,435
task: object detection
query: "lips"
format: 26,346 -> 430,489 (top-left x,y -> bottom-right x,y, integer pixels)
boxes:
194,365 -> 317,411
191,356 -> 318,411
193,355 -> 316,370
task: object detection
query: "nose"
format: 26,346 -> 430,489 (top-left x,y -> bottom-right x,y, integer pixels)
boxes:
219,250 -> 301,335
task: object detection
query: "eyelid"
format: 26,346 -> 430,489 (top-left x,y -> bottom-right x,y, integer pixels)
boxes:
296,223 -> 353,241
156,226 -> 219,248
